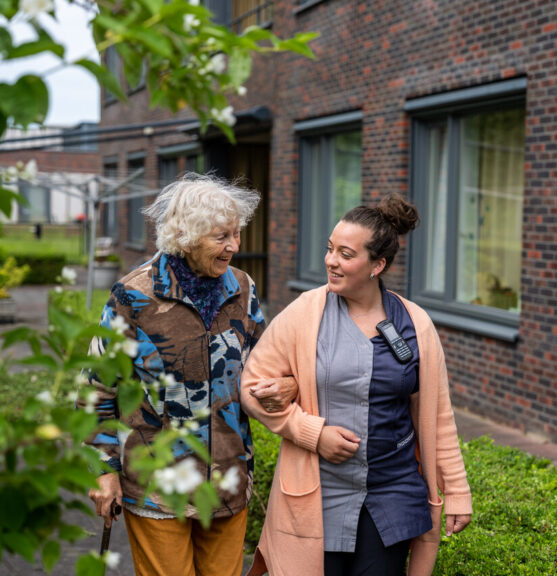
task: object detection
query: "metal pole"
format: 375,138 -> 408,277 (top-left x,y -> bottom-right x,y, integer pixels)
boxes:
85,197 -> 98,310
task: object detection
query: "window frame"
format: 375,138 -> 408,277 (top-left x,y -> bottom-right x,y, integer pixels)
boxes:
290,111 -> 363,290
126,154 -> 146,249
406,78 -> 527,342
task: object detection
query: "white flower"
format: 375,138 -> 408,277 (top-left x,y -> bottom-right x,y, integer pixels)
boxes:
86,390 -> 99,404
23,159 -> 37,181
206,53 -> 226,75
104,550 -> 121,569
174,458 -> 203,494
237,86 -> 247,96
111,315 -> 129,335
36,390 -> 54,405
30,374 -> 38,383
85,404 -> 95,414
65,306 -> 72,314
211,106 -> 236,127
6,166 -> 18,179
74,373 -> 88,386
185,420 -> 199,431
154,466 -> 177,494
122,339 -> 139,358
54,286 -> 63,294
183,14 -> 200,31
219,466 -> 240,494
159,373 -> 176,388
194,407 -> 210,419
66,390 -> 79,403
61,267 -> 77,285
189,0 -> 200,5
19,0 -> 54,18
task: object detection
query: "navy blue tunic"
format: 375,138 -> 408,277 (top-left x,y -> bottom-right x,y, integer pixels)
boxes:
363,284 -> 432,546
316,285 -> 431,552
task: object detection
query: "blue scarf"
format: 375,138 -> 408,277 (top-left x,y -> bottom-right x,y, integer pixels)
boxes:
167,255 -> 224,330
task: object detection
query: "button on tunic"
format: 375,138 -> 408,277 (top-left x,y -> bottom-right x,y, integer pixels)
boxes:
316,288 -> 431,552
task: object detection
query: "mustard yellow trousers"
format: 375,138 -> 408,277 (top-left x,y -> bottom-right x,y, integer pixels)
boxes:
124,507 -> 248,576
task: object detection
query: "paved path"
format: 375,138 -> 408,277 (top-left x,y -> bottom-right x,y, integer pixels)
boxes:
0,278 -> 556,575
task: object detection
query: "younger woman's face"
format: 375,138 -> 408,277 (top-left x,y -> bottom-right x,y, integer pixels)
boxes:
324,221 -> 380,297
185,218 -> 240,278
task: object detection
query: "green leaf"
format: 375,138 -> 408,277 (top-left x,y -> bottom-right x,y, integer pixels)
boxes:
118,380 -> 145,416
93,13 -> 128,35
276,38 -> 316,59
0,187 -> 28,219
227,49 -> 252,87
76,552 -> 106,576
3,532 -> 36,562
3,75 -> 49,126
126,27 -> 173,59
1,326 -> 39,350
136,0 -> 163,16
0,26 -> 12,57
42,540 -> 60,573
59,466 -> 97,491
48,303 -> 84,343
76,58 -> 127,102
58,522 -> 88,542
6,35 -> 64,60
20,353 -> 59,369
0,486 -> 27,530
193,482 -> 220,528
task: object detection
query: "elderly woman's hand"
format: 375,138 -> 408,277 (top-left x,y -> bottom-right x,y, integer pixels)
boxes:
249,377 -> 298,413
89,473 -> 123,528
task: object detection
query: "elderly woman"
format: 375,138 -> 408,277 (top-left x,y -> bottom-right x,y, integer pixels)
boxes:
241,194 -> 472,576
82,174 -> 295,576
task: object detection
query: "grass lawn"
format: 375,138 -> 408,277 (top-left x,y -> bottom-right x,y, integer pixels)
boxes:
0,223 -> 86,264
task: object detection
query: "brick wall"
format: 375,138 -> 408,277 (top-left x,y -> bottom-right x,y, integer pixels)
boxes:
261,0 -> 557,440
99,0 -> 557,441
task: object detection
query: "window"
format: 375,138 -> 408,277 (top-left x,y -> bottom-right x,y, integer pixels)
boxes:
104,46 -> 119,103
205,1 -> 272,32
406,79 -> 527,340
127,157 -> 146,246
295,112 -> 363,285
157,145 -> 204,189
102,162 -> 118,241
19,181 -> 50,223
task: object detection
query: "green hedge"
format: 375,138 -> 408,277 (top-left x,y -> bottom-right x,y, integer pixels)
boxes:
246,420 -> 281,551
8,254 -> 66,284
247,431 -> 557,575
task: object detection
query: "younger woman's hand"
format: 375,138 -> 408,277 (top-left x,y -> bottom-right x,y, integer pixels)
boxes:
317,426 -> 360,463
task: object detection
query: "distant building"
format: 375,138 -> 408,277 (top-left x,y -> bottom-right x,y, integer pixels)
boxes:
0,124 -> 99,223
97,0 -> 557,443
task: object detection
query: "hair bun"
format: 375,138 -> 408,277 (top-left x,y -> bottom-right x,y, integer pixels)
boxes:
377,194 -> 419,236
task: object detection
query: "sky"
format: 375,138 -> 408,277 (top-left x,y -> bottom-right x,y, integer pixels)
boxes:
1,0 -> 100,127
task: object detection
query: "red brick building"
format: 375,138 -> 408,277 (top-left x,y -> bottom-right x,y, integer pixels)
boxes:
99,0 -> 557,442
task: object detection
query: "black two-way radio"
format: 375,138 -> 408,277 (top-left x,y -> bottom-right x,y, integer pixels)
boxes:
376,319 -> 413,364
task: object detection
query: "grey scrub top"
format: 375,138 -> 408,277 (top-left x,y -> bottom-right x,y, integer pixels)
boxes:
316,290 -> 431,552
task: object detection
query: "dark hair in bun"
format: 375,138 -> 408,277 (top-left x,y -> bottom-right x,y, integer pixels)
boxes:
341,194 -> 419,273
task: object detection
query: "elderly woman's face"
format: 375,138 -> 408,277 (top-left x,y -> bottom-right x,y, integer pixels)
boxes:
185,219 -> 240,278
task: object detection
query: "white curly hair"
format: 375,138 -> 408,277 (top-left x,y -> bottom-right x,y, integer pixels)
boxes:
142,173 -> 260,255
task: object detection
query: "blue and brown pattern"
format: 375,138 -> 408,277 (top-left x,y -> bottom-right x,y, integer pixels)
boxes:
79,251 -> 265,519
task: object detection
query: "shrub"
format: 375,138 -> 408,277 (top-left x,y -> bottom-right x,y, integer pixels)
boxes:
246,420 -> 281,551
11,254 -> 66,284
245,433 -> 557,575
434,437 -> 556,575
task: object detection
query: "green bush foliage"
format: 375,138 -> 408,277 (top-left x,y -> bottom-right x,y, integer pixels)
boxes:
9,254 -> 66,284
246,420 -> 280,551
246,432 -> 557,575
434,437 -> 556,575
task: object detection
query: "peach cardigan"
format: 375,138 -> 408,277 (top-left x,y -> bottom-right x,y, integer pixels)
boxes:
241,286 -> 472,576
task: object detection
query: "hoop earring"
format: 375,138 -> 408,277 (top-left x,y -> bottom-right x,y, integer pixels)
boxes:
369,272 -> 375,280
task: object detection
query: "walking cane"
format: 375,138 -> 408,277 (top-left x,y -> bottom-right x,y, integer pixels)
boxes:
99,500 -> 122,555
